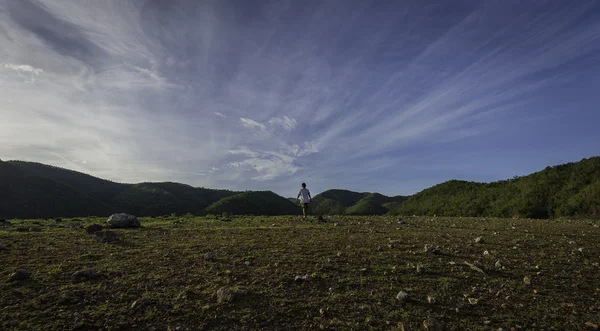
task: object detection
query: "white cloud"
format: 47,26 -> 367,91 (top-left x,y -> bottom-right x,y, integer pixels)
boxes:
240,117 -> 267,131
268,116 -> 297,131
2,63 -> 43,75
213,112 -> 227,118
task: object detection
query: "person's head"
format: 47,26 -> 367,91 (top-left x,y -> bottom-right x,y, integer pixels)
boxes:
301,183 -> 306,188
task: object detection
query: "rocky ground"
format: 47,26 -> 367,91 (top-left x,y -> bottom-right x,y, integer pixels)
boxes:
1,215 -> 599,330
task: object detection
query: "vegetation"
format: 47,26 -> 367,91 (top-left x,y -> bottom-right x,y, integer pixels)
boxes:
311,190 -> 408,216
1,215 -> 598,330
204,191 -> 299,216
391,157 -> 600,218
1,157 -> 599,219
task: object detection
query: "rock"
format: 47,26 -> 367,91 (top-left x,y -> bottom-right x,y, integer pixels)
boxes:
131,297 -> 153,309
474,237 -> 483,243
8,269 -> 30,282
427,295 -> 436,304
204,252 -> 215,261
464,261 -> 485,274
483,250 -> 490,256
85,224 -> 104,234
523,275 -> 531,286
294,275 -> 303,282
585,322 -> 599,329
92,231 -> 119,243
71,269 -> 97,282
216,287 -> 235,303
424,244 -> 433,253
396,291 -> 409,303
235,288 -> 248,296
106,213 -> 140,228
423,318 -> 443,331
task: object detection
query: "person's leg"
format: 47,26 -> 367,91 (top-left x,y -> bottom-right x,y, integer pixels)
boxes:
302,204 -> 308,218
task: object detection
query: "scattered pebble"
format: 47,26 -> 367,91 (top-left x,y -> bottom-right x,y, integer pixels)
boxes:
396,291 -> 409,303
216,287 -> 235,303
294,275 -> 303,282
71,269 -> 97,282
427,295 -> 436,304
474,237 -> 483,243
523,276 -> 531,286
423,317 -> 443,331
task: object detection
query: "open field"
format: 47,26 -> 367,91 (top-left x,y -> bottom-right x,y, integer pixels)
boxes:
1,216 -> 599,330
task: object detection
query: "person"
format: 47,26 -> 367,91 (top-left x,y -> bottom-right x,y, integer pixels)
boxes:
296,183 -> 312,220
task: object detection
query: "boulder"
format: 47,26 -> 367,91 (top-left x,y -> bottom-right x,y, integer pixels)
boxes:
92,231 -> 119,243
106,213 -> 140,228
85,224 -> 104,234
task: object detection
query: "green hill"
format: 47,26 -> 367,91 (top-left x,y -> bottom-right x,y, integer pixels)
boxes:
311,189 -> 409,215
391,157 -> 600,218
205,191 -> 299,215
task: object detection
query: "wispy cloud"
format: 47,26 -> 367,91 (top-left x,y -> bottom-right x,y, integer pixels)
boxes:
1,0 -> 599,197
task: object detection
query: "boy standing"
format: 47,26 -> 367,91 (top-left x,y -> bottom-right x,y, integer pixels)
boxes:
296,183 -> 312,220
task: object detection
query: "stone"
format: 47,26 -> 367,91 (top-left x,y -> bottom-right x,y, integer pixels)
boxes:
523,276 -> 531,286
106,213 -> 140,228
424,244 -> 433,253
131,297 -> 153,309
204,252 -> 215,261
294,275 -> 303,282
396,291 -> 409,303
216,287 -> 235,303
92,231 -> 119,243
8,269 -> 30,282
85,224 -> 104,234
427,295 -> 436,304
71,269 -> 97,282
464,261 -> 485,274
474,237 -> 483,243
423,318 -> 443,331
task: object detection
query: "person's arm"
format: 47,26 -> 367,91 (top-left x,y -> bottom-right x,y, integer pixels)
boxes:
296,190 -> 301,201
308,190 -> 312,201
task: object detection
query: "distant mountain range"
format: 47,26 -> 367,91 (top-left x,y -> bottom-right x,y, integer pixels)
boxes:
1,157 -> 599,219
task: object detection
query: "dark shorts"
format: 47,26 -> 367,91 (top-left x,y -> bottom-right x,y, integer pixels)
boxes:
302,203 -> 309,208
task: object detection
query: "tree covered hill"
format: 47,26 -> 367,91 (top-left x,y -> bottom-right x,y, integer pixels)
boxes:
390,157 -> 600,218
310,189 -> 409,215
1,157 -> 599,219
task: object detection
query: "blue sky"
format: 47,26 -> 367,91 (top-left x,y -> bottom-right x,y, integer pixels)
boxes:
1,0 -> 599,198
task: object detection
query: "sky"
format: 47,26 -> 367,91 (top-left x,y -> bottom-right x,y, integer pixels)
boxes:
1,0 -> 600,198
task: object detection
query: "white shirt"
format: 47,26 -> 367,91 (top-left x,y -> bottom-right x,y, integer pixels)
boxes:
298,188 -> 311,203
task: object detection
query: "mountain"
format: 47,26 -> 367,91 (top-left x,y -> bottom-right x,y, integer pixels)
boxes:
2,157 -> 599,219
0,160 -> 237,218
205,191 -> 299,216
390,157 -> 600,218
311,189 -> 409,215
